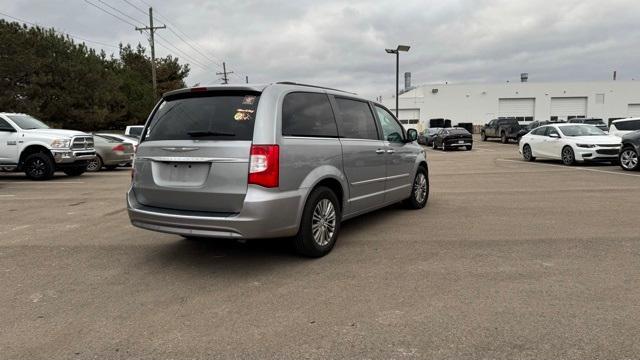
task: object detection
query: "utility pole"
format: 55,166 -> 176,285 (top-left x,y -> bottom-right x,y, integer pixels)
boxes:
245,75 -> 249,84
216,62 -> 233,84
136,7 -> 165,99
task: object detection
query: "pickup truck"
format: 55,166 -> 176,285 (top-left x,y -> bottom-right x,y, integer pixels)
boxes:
0,113 -> 96,180
480,118 -> 524,143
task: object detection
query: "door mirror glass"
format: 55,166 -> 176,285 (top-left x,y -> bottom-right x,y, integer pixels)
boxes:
549,132 -> 559,138
406,128 -> 418,142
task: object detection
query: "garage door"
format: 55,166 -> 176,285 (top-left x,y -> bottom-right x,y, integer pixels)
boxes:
550,97 -> 587,120
628,104 -> 640,117
398,109 -> 420,130
498,98 -> 535,118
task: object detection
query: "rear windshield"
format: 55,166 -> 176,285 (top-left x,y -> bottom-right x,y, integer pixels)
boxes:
144,91 -> 260,141
448,129 -> 470,135
614,119 -> 640,131
128,126 -> 144,137
584,119 -> 605,125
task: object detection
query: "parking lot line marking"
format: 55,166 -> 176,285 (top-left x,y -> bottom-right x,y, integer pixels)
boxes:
0,181 -> 85,184
497,159 -> 640,178
0,194 -> 15,197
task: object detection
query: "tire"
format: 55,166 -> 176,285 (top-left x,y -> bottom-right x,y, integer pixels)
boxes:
432,140 -> 437,150
501,132 -> 508,144
404,166 -> 429,209
105,165 -> 118,171
294,186 -> 341,258
466,145 -> 473,151
619,147 -> 639,171
63,166 -> 86,177
561,146 -> 576,166
86,156 -> 103,172
522,144 -> 535,162
23,153 -> 55,180
481,132 -> 487,141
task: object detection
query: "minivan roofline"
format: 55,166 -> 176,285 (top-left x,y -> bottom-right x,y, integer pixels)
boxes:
162,82 -> 359,99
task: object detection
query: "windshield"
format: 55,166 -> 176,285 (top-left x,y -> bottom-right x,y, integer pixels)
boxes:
559,125 -> 606,137
6,114 -> 50,130
145,91 -> 260,141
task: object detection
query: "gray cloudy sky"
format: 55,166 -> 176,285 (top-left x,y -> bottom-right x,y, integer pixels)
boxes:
2,0 -> 640,98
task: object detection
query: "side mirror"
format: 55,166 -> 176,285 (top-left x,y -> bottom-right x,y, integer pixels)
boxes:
549,133 -> 559,138
406,128 -> 418,142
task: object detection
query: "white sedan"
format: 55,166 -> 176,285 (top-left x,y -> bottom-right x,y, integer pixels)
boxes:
519,124 -> 621,165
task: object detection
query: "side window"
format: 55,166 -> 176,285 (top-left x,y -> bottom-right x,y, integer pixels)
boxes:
374,106 -> 405,143
282,92 -> 337,137
0,118 -> 15,131
334,98 -> 378,140
531,127 -> 546,136
488,120 -> 496,127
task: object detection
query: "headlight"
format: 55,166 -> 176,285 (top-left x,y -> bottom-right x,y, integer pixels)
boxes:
576,143 -> 596,148
50,138 -> 71,148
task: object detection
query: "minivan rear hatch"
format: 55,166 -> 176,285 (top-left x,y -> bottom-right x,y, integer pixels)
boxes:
133,89 -> 261,213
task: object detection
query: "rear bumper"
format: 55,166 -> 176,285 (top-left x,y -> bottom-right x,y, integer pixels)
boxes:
104,153 -> 134,166
127,186 -> 305,239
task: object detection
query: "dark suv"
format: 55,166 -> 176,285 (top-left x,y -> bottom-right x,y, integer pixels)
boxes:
481,118 -> 523,143
619,130 -> 640,171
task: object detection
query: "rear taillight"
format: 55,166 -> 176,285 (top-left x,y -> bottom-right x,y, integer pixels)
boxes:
248,145 -> 279,188
112,144 -> 125,152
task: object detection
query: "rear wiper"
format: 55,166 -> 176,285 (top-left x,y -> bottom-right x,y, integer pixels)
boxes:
187,130 -> 235,137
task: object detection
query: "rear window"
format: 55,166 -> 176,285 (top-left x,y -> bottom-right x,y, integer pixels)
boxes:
144,91 -> 260,141
584,119 -> 605,125
282,92 -> 337,137
614,119 -> 640,131
448,129 -> 470,135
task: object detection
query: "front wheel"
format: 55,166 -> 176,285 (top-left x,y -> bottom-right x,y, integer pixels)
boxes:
24,153 -> 55,180
481,132 -> 487,141
294,187 -> 341,258
561,146 -> 576,166
619,148 -> 639,171
466,145 -> 473,151
404,167 -> 429,209
501,132 -> 508,144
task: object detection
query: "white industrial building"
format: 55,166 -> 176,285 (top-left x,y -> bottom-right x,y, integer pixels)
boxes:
384,77 -> 640,131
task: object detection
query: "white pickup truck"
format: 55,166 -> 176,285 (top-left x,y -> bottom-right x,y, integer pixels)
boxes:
0,113 -> 96,180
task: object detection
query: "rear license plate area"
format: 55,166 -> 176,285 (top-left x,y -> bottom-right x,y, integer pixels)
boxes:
151,161 -> 211,187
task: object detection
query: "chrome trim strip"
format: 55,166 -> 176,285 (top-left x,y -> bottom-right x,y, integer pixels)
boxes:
138,156 -> 247,163
351,173 -> 409,186
347,184 -> 411,203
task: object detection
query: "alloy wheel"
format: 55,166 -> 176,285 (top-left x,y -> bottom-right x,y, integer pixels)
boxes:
414,172 -> 427,204
562,147 -> 574,165
27,159 -> 46,178
87,158 -> 100,171
620,149 -> 638,170
311,199 -> 336,247
523,145 -> 532,160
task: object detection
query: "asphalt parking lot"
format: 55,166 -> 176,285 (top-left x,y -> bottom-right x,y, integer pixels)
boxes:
1,137 -> 639,360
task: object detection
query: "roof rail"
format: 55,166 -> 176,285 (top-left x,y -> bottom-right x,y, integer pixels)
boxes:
276,81 -> 357,95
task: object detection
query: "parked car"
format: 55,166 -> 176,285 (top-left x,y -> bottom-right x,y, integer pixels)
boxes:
516,120 -> 550,142
97,133 -> 139,151
418,127 -> 442,146
124,125 -> 145,139
568,118 -> 609,133
619,130 -> 640,171
519,124 -> 621,165
127,83 -> 429,257
87,134 -> 135,171
0,113 -> 95,180
609,118 -> 640,138
481,118 -> 524,143
432,127 -> 473,151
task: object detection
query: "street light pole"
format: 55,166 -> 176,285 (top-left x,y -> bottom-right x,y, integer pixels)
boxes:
385,45 -> 410,118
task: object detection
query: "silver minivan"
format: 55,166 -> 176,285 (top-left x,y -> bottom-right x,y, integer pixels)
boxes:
127,82 -> 429,257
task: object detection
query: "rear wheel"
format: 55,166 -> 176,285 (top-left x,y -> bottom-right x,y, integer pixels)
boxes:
466,145 -> 473,151
404,167 -> 429,209
619,147 -> 639,171
86,156 -> 103,172
561,146 -> 576,166
24,153 -> 55,180
294,187 -> 341,258
522,144 -> 535,161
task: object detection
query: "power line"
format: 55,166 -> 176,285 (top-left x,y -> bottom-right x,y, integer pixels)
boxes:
0,10 -> 119,49
84,0 -> 139,28
94,0 -> 145,26
120,0 -> 148,16
216,62 -> 233,84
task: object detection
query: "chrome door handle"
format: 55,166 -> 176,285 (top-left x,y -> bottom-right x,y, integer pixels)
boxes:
386,149 -> 395,154
375,149 -> 385,154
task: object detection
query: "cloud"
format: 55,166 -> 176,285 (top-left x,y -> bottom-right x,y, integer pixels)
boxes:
2,0 -> 639,98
